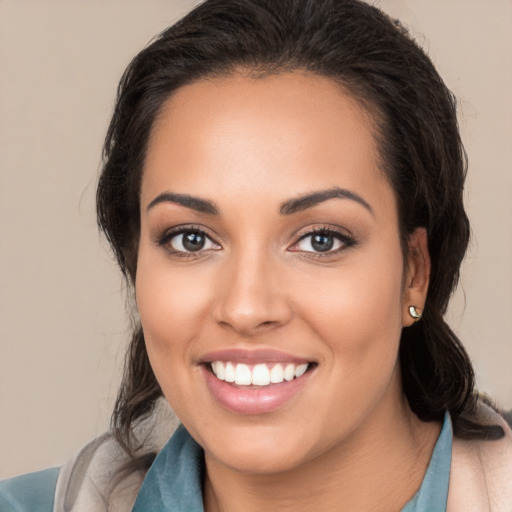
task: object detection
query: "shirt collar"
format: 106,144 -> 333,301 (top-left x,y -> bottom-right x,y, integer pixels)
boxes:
131,425 -> 204,512
132,412 -> 452,512
401,411 -> 452,512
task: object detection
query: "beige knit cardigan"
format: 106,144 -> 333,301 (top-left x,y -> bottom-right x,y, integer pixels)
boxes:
52,400 -> 512,512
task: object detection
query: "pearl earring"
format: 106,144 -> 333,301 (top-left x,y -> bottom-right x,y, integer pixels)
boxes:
409,306 -> 422,321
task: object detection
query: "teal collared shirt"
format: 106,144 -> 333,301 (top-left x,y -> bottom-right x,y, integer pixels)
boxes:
401,412 -> 452,511
132,412 -> 453,512
0,413 -> 452,511
0,467 -> 60,512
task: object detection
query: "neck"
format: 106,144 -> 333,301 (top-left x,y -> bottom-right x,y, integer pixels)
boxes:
203,384 -> 441,512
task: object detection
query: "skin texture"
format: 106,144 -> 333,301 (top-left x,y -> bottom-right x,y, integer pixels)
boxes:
136,72 -> 438,511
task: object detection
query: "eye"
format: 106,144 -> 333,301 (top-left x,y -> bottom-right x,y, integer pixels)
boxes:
160,228 -> 220,254
290,228 -> 355,255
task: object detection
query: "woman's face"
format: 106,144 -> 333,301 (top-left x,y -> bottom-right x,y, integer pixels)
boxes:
136,72 -> 427,474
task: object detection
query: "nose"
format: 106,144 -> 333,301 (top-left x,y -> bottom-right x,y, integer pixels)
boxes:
212,248 -> 293,336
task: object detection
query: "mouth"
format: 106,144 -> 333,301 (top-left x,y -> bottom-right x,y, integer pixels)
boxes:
200,350 -> 317,414
209,361 -> 312,387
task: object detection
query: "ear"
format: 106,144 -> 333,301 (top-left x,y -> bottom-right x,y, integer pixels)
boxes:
402,227 -> 431,327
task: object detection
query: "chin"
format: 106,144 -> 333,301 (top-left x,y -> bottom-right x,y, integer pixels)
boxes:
196,420 -> 322,475
210,443 -> 308,475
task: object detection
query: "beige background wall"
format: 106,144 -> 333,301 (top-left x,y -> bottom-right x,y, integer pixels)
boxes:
0,0 -> 510,478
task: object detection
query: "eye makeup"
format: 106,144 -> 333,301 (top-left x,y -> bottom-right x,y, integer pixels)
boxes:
288,225 -> 357,259
155,224 -> 221,259
154,221 -> 357,262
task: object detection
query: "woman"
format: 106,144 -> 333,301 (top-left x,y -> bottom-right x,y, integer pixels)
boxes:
1,0 -> 511,510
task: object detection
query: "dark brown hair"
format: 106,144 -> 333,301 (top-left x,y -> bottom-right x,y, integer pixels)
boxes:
97,0 -> 503,458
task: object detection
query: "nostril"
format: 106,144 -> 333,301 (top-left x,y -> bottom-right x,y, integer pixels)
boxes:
212,279 -> 293,334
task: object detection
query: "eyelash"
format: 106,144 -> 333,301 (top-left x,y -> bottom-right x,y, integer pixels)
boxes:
156,225 -> 221,259
290,226 -> 356,258
156,224 -> 356,259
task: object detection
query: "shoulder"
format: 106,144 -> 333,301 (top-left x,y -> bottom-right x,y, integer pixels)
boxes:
53,398 -> 179,512
448,403 -> 512,512
0,467 -> 60,512
0,399 -> 179,512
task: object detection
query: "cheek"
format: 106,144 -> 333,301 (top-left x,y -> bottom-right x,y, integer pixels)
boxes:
134,247 -> 212,384
303,247 -> 403,323
289,247 -> 406,433
293,243 -> 405,370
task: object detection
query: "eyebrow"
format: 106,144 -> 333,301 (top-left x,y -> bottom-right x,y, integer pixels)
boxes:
279,187 -> 373,216
147,192 -> 219,215
146,186 -> 373,217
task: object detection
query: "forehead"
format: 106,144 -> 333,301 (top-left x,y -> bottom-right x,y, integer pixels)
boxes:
141,72 -> 393,215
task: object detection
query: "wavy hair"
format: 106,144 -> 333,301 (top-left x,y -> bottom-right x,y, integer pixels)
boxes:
97,0 -> 503,460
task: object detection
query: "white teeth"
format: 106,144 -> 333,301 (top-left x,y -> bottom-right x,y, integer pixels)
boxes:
210,361 -> 310,386
224,362 -> 235,383
234,363 -> 252,385
295,363 -> 308,378
252,364 -> 270,386
284,364 -> 295,381
270,364 -> 284,383
215,361 -> 225,381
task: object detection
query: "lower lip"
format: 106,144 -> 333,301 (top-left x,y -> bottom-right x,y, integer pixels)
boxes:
202,366 -> 313,414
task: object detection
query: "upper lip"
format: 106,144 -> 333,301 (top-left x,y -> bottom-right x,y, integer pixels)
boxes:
198,348 -> 312,365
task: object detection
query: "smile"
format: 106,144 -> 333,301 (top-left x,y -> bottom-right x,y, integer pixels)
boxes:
210,361 -> 309,386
